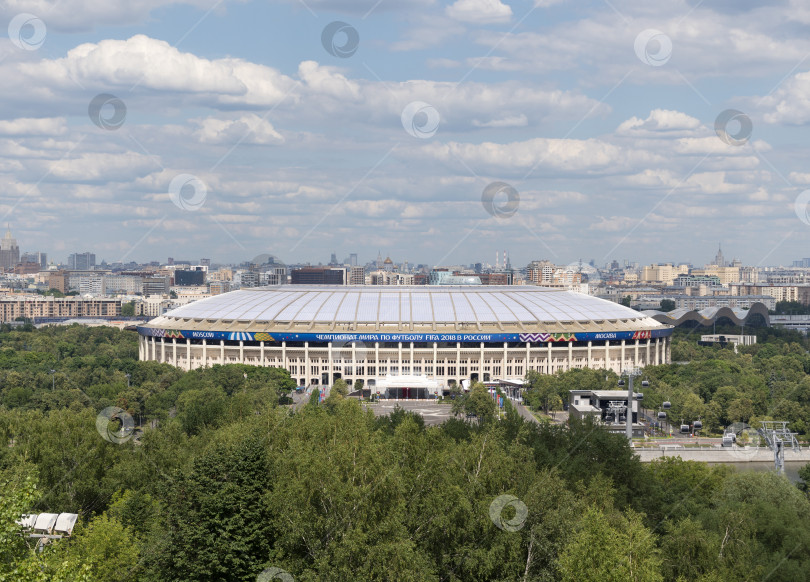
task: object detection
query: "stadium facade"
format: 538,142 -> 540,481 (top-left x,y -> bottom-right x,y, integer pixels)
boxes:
137,286 -> 673,390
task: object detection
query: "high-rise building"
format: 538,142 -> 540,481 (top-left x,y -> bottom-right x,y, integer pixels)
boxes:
239,271 -> 261,288
68,252 -> 96,270
291,267 -> 346,285
174,270 -> 206,286
21,251 -> 47,269
142,276 -> 170,296
349,266 -> 365,285
0,227 -> 20,271
714,244 -> 726,268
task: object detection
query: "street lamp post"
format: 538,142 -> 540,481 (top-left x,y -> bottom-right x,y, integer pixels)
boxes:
49,369 -> 56,390
125,373 -> 131,388
618,369 -> 645,442
626,374 -> 633,441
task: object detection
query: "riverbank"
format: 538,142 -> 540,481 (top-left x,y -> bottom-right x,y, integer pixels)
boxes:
634,446 -> 810,463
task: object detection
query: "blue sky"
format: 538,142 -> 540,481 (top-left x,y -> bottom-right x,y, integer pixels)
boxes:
2,0 -> 810,268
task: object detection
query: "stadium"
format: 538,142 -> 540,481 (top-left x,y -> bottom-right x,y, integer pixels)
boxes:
137,285 -> 673,396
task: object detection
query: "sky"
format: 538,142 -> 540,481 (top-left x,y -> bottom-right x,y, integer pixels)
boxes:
2,0 -> 810,268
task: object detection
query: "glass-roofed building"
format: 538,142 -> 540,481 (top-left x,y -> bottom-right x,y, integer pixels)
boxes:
137,285 -> 673,390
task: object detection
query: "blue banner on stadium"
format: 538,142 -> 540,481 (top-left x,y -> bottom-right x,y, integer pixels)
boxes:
138,327 -> 673,343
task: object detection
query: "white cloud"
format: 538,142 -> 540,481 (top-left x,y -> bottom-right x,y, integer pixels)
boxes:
446,0 -> 512,24
472,114 -> 527,128
757,70 -> 810,125
412,136 -> 661,176
193,114 -> 284,145
616,109 -> 702,136
789,172 -> 810,185
44,151 -> 156,182
0,117 -> 67,136
0,0 -> 223,31
18,35 -> 296,108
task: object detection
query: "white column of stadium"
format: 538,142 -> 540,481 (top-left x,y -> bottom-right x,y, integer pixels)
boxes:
141,334 -> 668,382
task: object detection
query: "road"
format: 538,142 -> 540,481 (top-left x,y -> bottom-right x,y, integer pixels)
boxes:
362,400 -> 457,425
290,393 -> 548,428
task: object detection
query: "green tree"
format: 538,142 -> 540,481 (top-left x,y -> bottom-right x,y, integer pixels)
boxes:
175,386 -> 228,435
145,425 -> 273,581
621,295 -> 632,307
524,369 -> 558,413
558,506 -> 663,582
799,463 -> 810,494
659,299 -> 676,312
451,382 -> 496,423
332,378 -> 349,397
120,301 -> 135,317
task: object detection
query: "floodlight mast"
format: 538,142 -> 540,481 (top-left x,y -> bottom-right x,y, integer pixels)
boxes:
758,421 -> 801,474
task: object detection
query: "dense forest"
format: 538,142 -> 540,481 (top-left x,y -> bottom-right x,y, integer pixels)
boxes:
1,324 -> 810,581
523,325 -> 810,436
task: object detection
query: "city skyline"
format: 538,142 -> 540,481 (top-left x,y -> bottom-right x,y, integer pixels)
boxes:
2,2 -> 810,265
0,224 -> 795,271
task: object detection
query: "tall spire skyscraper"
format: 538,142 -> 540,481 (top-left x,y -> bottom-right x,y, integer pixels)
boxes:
714,244 -> 726,268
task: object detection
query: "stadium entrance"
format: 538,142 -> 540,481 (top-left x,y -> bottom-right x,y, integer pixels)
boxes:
385,387 -> 429,399
376,375 -> 440,400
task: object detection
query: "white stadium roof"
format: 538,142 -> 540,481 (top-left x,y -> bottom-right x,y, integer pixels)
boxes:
146,286 -> 668,334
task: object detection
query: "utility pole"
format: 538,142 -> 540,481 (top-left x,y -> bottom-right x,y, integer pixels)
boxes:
626,374 -> 633,441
